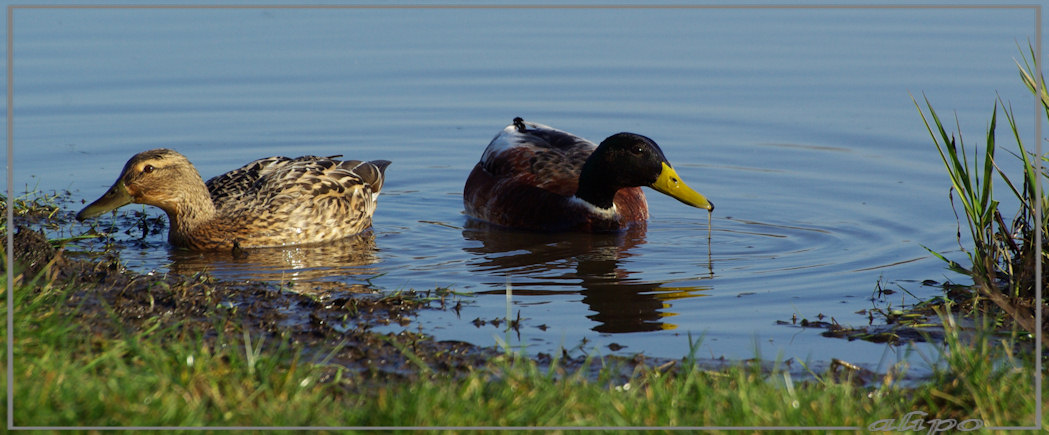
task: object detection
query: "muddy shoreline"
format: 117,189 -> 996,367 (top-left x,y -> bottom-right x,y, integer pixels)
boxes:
7,225 -> 507,385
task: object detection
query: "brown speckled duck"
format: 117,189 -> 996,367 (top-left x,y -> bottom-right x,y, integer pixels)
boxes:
464,117 -> 713,232
77,148 -> 391,250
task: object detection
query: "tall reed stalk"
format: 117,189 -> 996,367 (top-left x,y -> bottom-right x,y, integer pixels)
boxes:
912,46 -> 1047,343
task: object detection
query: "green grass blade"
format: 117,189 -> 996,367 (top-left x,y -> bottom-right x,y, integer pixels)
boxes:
997,98 -> 1039,218
978,103 -> 997,225
912,95 -> 978,221
921,245 -> 972,276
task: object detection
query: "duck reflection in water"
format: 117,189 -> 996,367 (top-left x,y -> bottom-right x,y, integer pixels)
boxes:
462,220 -> 711,333
168,230 -> 381,295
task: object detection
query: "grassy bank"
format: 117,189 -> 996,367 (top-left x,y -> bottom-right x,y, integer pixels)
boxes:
3,242 -> 1043,430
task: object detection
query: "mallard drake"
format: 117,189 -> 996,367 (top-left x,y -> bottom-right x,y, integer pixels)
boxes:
77,148 -> 391,250
463,117 -> 713,232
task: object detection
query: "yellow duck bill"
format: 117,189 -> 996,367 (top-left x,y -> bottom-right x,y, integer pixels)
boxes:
649,163 -> 714,211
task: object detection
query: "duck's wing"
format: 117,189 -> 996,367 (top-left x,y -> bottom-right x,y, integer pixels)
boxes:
477,118 -> 595,196
208,156 -> 390,247
205,154 -> 344,213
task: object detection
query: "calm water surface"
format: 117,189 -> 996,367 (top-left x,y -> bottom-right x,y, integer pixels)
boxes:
7,6 -> 1042,371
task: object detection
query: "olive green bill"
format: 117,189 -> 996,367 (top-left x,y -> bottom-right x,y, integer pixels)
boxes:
76,181 -> 134,221
650,162 -> 714,211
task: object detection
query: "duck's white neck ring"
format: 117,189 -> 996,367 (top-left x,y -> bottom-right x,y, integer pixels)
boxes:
567,195 -> 618,219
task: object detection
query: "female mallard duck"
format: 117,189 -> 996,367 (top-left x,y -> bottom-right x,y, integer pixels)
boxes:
77,148 -> 391,250
464,117 -> 713,232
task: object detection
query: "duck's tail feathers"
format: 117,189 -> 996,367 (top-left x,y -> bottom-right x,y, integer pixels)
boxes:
355,160 -> 392,194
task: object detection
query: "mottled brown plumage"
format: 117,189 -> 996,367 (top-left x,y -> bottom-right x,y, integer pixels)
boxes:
464,118 -> 713,232
77,148 -> 390,250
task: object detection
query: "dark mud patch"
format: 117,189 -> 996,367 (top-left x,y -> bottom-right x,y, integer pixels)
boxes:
776,289 -> 951,347
777,279 -> 1032,348
5,225 -> 62,279
777,316 -> 945,345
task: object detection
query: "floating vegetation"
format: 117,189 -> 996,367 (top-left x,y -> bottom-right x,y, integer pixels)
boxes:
1,189 -> 67,233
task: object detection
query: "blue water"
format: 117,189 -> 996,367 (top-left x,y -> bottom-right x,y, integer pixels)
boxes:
5,5 -> 1042,372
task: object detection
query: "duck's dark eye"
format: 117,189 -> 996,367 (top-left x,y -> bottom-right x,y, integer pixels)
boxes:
142,164 -> 155,174
630,145 -> 644,155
